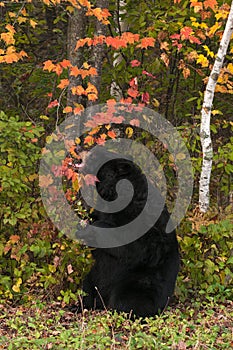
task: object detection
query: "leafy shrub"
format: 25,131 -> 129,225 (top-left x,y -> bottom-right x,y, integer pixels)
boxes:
0,111 -> 44,229
177,218 -> 233,301
0,111 -> 92,303
0,221 -> 92,303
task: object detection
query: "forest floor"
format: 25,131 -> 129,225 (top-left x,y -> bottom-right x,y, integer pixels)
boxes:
0,299 -> 232,349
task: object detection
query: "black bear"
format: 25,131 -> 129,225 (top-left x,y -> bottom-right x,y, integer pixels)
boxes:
81,147 -> 180,318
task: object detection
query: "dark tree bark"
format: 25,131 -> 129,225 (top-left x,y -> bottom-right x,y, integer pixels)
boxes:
67,7 -> 87,108
88,0 -> 109,106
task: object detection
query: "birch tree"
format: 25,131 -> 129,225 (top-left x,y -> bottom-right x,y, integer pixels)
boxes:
199,1 -> 233,212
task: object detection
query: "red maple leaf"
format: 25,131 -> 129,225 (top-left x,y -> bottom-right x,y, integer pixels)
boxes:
47,100 -> 59,109
131,59 -> 141,67
130,118 -> 140,127
141,92 -> 150,104
180,27 -> 193,40
84,174 -> 99,186
127,87 -> 139,98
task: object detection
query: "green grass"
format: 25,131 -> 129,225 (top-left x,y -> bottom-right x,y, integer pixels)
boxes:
0,300 -> 232,349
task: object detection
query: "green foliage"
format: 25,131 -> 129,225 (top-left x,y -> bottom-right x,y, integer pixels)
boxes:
0,221 -> 92,303
178,218 -> 233,301
0,111 -> 44,228
1,301 -> 232,349
0,111 -> 92,303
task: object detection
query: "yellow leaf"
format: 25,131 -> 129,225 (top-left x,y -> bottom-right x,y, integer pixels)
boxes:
83,62 -> 90,69
18,16 -> 27,24
40,115 -> 50,120
125,127 -> 133,138
203,45 -> 215,58
152,98 -> 160,107
12,278 -> 22,293
169,154 -> 175,162
28,174 -> 38,181
211,110 -> 223,115
196,54 -> 209,68
72,177 -> 80,192
12,285 -> 20,293
209,22 -> 221,36
227,63 -> 233,74
66,5 -> 74,13
48,264 -> 56,273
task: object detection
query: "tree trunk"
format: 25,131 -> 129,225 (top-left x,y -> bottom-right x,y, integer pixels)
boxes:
67,7 -> 87,108
199,1 -> 233,212
88,0 -> 109,106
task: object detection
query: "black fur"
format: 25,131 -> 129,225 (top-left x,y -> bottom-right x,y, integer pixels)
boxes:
82,150 -> 179,317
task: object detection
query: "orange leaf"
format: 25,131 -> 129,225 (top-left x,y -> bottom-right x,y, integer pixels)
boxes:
18,16 -> 27,24
93,35 -> 106,45
4,52 -> 19,63
204,0 -> 217,10
105,36 -> 127,49
107,130 -> 116,139
88,67 -> 97,76
54,64 -> 63,76
86,83 -> 98,94
71,85 -> 85,95
87,93 -> 98,101
137,37 -> 155,49
1,32 -> 15,45
57,79 -> 69,89
30,19 -> 37,28
43,60 -> 56,72
75,38 -> 93,50
70,66 -> 81,77
60,59 -> 71,68
9,235 -> 20,243
63,106 -> 73,113
122,32 -> 140,44
84,135 -> 95,145
74,105 -> 84,115
89,126 -> 100,135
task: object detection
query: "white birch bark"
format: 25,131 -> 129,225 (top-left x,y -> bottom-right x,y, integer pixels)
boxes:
199,1 -> 233,212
